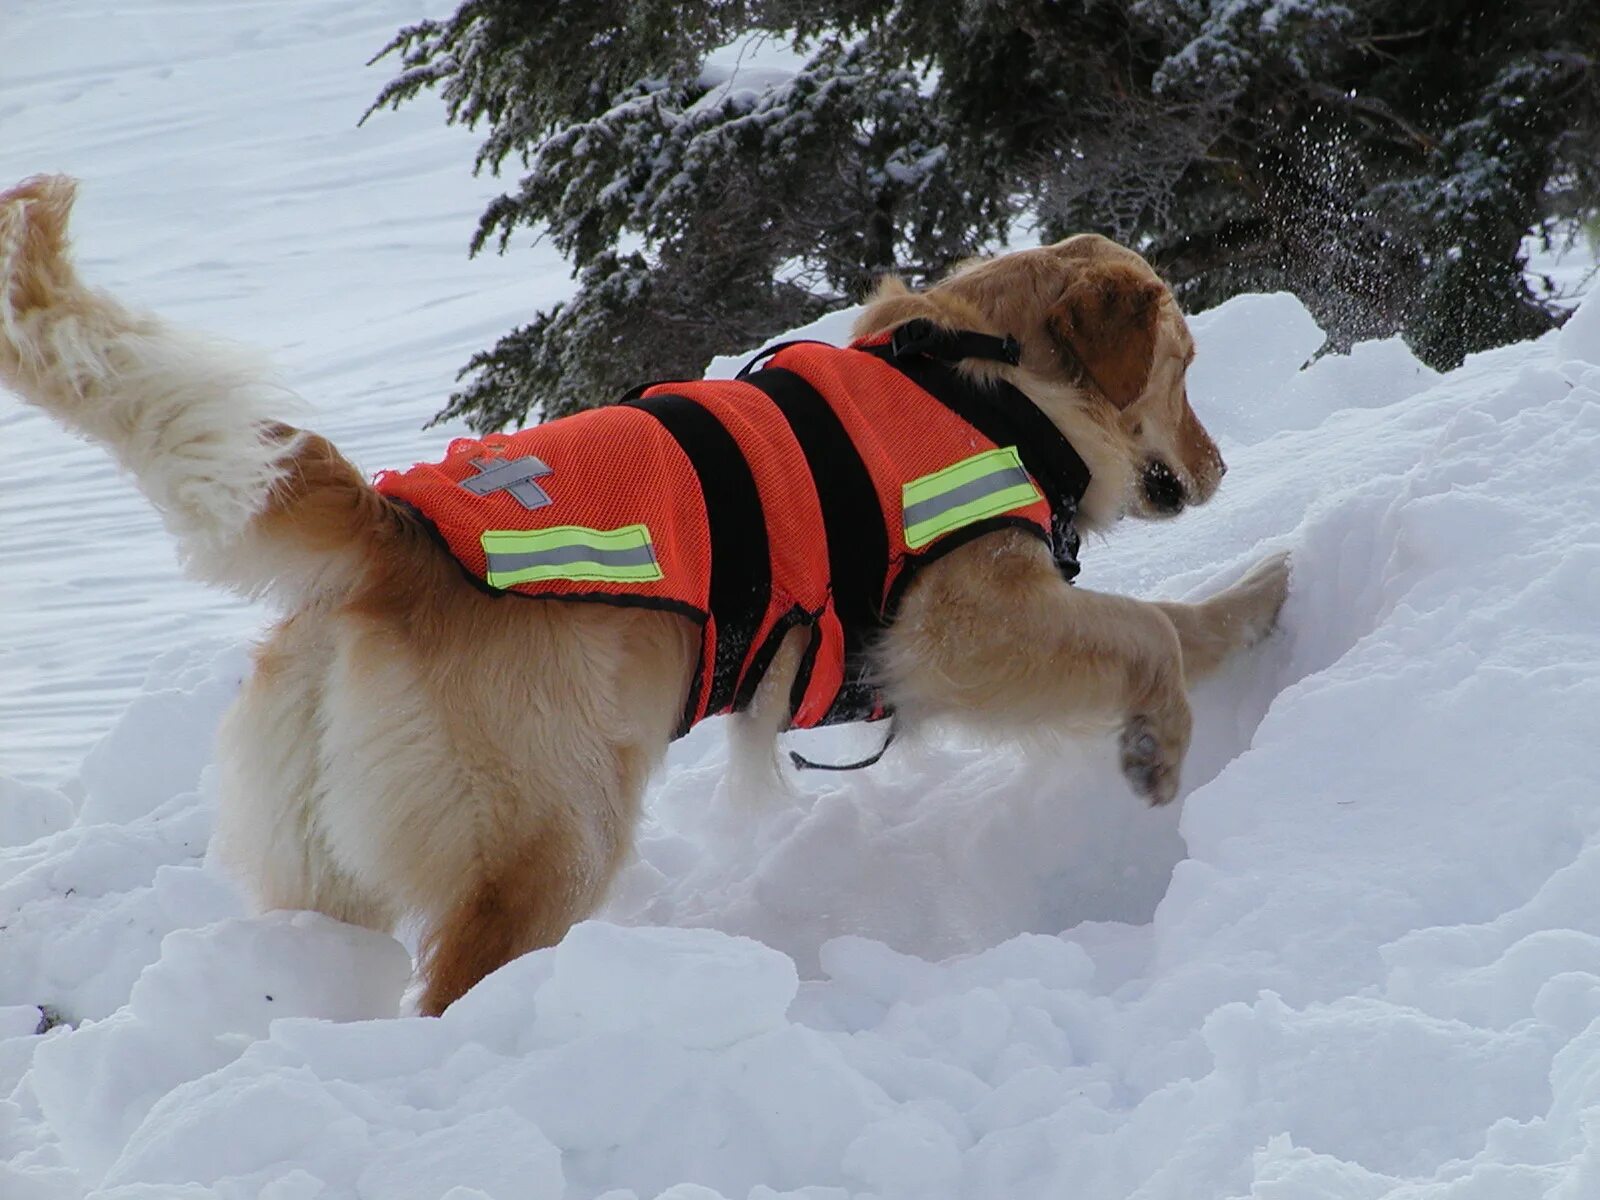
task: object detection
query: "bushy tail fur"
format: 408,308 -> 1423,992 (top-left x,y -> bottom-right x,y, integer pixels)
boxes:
0,176 -> 390,605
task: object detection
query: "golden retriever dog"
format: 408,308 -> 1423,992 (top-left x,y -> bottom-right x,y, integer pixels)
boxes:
0,176 -> 1289,1015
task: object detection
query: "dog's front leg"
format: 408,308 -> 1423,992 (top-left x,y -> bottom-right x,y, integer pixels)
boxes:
880,530 -> 1193,804
1152,551 -> 1291,683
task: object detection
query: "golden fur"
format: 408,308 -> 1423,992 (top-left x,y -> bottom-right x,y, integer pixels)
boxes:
0,176 -> 1288,1015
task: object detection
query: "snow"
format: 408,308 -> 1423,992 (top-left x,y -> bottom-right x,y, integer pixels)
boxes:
690,65 -> 798,117
5,3 -> 1600,1200
0,0 -> 559,786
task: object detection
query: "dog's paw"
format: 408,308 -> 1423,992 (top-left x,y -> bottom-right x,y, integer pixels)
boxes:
1118,708 -> 1189,807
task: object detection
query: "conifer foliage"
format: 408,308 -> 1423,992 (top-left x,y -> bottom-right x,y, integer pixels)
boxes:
368,1 -> 1599,429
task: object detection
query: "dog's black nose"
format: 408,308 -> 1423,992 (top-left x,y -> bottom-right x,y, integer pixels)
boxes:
1142,460 -> 1186,513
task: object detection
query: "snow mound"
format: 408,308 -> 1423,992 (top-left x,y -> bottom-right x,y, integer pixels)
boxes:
6,4 -> 1600,1196
1558,282 -> 1600,367
7,279 -> 1600,1199
30,913 -> 411,1186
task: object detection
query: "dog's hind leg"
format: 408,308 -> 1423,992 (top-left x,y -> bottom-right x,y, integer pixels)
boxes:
212,616 -> 397,932
415,819 -> 612,1017
317,593 -> 696,1015
412,749 -> 652,1017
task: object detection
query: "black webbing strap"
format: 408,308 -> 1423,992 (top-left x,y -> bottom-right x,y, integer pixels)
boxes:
789,720 -> 898,772
859,335 -> 1091,579
888,319 -> 1021,367
622,393 -> 770,718
741,365 -> 889,725
737,321 -> 1020,380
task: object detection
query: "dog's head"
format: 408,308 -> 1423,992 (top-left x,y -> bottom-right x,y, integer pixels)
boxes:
856,235 -> 1224,524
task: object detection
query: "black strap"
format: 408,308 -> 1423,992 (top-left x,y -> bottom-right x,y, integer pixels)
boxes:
789,720 -> 897,772
889,318 -> 1021,367
741,366 -> 889,724
622,393 -> 770,718
860,334 -> 1090,579
736,319 -> 1020,381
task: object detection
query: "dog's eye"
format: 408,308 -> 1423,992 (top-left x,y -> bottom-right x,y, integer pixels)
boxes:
1131,421 -> 1142,437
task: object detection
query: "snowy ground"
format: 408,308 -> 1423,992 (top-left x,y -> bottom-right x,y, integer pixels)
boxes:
6,5 -> 1600,1200
0,0 -> 555,784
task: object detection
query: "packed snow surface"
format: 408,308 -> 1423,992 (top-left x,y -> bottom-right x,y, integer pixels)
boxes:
5,4 -> 1600,1199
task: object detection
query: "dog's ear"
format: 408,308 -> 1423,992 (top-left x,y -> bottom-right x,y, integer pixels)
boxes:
1046,262 -> 1164,409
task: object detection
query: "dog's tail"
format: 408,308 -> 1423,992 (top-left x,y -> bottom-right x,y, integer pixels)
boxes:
0,176 -> 396,606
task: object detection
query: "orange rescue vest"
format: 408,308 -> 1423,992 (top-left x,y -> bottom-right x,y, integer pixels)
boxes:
375,323 -> 1090,736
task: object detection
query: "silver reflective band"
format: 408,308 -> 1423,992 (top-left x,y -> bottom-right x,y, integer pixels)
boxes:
901,464 -> 1033,530
485,542 -> 659,574
901,446 -> 1042,549
480,523 -> 664,587
460,455 -> 555,510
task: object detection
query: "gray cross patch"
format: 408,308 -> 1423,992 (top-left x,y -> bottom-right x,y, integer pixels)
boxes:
459,454 -> 555,511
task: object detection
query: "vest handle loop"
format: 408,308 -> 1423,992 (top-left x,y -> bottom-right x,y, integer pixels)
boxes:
735,339 -> 826,379
787,720 -> 898,772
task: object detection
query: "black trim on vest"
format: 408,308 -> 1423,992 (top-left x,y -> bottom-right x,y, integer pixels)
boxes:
390,495 -> 712,737
623,392 -> 771,720
883,514 -> 1063,621
858,340 -> 1090,581
741,365 -> 890,724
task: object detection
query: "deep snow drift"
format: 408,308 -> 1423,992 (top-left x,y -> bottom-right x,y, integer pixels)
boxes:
6,4 -> 1600,1200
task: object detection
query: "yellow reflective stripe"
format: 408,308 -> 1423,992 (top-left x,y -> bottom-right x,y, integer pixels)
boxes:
902,446 -> 1041,549
903,446 -> 1025,506
481,523 -> 664,587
